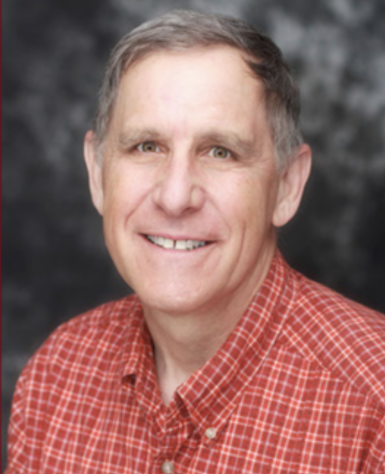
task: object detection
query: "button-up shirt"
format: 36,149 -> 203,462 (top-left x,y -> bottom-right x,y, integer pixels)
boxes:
6,253 -> 385,473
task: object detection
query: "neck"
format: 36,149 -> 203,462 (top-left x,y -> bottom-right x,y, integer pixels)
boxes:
146,305 -> 238,404
142,245 -> 275,405
161,333 -> 225,404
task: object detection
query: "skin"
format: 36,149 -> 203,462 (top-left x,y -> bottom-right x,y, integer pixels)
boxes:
84,46 -> 311,404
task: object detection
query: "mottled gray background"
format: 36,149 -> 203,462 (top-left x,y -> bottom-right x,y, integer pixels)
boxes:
2,0 -> 385,470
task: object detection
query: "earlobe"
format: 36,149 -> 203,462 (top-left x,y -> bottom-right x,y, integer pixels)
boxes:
84,130 -> 104,215
272,144 -> 312,228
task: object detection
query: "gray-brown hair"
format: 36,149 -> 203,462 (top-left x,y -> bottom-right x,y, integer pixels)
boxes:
94,10 -> 303,169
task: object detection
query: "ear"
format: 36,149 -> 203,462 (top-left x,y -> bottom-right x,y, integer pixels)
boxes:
272,144 -> 312,228
84,130 -> 104,215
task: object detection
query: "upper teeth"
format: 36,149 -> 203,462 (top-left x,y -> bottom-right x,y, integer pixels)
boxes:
147,235 -> 206,250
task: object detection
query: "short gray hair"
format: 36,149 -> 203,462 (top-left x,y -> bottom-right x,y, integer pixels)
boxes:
94,10 -> 303,168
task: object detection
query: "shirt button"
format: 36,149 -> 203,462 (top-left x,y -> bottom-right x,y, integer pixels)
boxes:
205,427 -> 217,440
161,461 -> 175,474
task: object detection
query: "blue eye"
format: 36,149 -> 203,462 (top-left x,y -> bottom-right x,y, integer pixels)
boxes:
209,146 -> 230,159
137,141 -> 160,153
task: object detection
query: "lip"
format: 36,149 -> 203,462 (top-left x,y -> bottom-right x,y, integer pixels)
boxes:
140,232 -> 214,241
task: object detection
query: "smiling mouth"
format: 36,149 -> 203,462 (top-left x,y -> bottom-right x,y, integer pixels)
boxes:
146,235 -> 208,250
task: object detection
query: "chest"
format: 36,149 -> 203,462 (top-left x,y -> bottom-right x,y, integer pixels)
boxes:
37,365 -> 373,474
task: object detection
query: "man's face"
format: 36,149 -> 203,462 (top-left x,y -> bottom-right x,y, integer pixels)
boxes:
85,47 -> 308,316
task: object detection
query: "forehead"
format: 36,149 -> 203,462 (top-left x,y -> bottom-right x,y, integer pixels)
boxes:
120,46 -> 261,101
109,46 -> 269,142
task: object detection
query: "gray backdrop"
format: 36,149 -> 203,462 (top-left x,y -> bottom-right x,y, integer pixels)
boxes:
2,0 -> 385,470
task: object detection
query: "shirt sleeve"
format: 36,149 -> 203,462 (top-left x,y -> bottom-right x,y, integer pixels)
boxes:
6,335 -> 56,474
6,359 -> 32,473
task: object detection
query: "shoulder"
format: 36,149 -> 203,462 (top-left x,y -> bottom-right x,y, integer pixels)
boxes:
282,267 -> 385,407
18,294 -> 142,386
7,295 -> 143,472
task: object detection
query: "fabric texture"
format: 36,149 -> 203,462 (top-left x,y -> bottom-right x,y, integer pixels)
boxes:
6,253 -> 385,473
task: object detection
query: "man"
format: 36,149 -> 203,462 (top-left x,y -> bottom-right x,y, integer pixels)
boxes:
6,10 -> 385,474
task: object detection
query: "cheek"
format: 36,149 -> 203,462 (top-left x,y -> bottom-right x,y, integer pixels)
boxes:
219,173 -> 272,220
102,164 -> 153,218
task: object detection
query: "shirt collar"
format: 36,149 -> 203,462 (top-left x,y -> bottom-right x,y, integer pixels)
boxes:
120,251 -> 296,436
177,251 -> 296,435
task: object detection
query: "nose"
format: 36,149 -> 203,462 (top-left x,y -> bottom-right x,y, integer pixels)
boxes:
152,154 -> 205,216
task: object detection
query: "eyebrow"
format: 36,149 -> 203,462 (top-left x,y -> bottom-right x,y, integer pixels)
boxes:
198,130 -> 257,157
116,128 -> 257,157
117,128 -> 164,148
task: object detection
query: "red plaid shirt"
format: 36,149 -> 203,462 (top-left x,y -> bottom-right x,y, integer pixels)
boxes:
6,253 -> 385,473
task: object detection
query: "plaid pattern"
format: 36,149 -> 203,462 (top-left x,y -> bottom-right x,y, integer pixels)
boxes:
6,252 -> 385,473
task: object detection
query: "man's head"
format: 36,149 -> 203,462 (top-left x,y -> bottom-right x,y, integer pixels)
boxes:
94,10 -> 302,170
84,11 -> 311,316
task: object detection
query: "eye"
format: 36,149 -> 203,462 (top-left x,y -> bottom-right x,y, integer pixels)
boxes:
137,141 -> 160,153
209,146 -> 230,159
